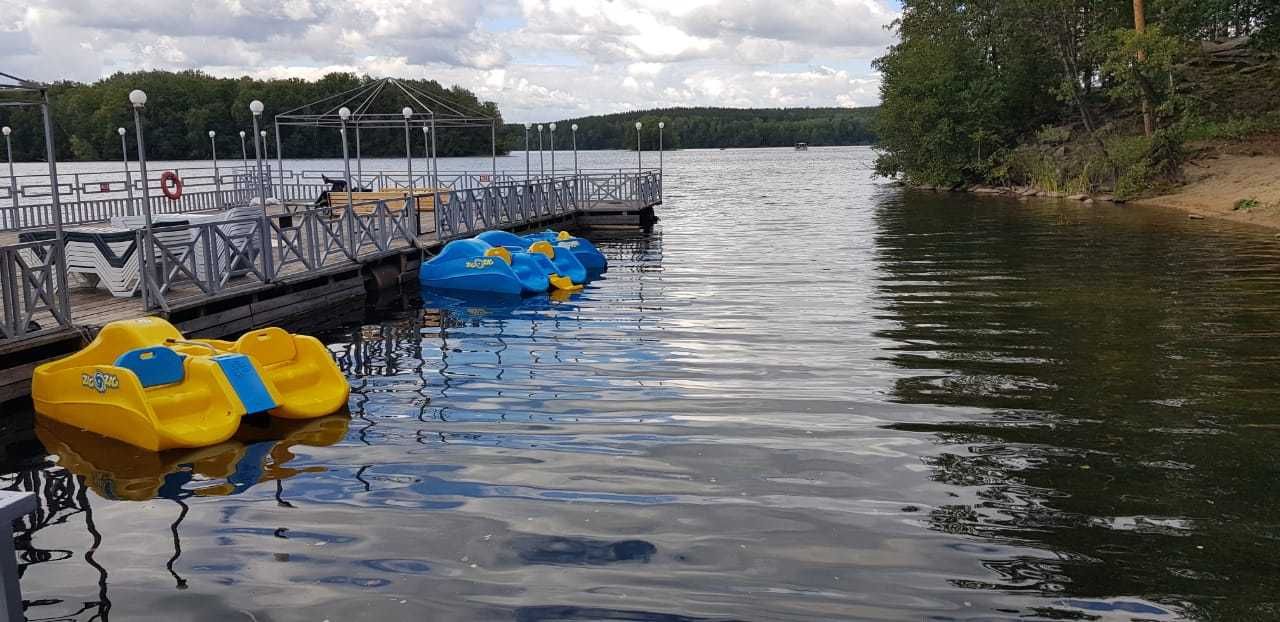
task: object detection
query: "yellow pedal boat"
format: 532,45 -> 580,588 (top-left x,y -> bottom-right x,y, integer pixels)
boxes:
31,317 -> 349,451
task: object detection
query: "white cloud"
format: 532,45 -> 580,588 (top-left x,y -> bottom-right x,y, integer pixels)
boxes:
2,0 -> 897,122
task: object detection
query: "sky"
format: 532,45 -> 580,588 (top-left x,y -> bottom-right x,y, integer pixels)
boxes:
0,0 -> 902,123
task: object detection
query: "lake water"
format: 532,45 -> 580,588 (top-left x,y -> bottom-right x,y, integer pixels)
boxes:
6,146 -> 1280,621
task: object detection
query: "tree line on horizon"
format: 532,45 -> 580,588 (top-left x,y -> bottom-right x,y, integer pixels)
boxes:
0,70 -> 880,164
873,0 -> 1279,190
506,107 -> 877,151
0,71 -> 506,163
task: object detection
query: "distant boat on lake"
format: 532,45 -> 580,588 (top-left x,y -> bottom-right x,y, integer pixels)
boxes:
795,142 -> 809,151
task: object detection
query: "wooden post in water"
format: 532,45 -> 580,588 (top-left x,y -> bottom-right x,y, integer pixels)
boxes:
1134,0 -> 1153,137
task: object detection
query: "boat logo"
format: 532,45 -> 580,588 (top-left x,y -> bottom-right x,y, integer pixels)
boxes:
560,240 -> 580,249
465,258 -> 495,269
82,371 -> 119,393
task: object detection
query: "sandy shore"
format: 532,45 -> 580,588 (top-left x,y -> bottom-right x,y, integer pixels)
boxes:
1136,153 -> 1280,230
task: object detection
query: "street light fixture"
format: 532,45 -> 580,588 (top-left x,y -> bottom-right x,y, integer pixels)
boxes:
116,127 -> 134,207
635,121 -> 642,171
208,130 -> 222,206
249,100 -> 267,202
536,124 -> 544,177
571,123 -> 579,176
549,122 -> 557,177
402,107 -> 416,231
337,106 -> 353,211
523,123 -> 531,180
2,126 -> 15,221
128,89 -> 156,304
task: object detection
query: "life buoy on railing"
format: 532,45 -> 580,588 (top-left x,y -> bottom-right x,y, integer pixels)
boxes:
160,171 -> 183,200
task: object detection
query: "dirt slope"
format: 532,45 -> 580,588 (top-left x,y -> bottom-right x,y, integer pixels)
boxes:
1136,153 -> 1280,229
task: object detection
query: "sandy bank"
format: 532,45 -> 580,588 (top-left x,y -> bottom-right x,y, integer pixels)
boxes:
1136,154 -> 1280,230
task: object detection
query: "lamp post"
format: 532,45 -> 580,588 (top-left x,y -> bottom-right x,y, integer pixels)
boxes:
635,121 -> 642,172
2,126 -> 15,225
117,127 -> 135,209
402,107 -> 418,235
523,123 -> 531,180
238,130 -> 248,168
274,119 -> 284,200
536,124 -> 544,178
549,122 -> 556,177
208,130 -> 222,207
571,123 -> 579,176
428,117 -> 440,236
129,89 -> 156,306
259,129 -> 269,190
658,121 -> 665,173
338,106 -> 353,211
427,125 -> 437,183
658,121 -> 664,200
249,99 -> 267,202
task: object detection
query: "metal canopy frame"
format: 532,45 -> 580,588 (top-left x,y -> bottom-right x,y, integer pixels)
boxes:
269,77 -> 500,225
0,71 -> 72,334
275,77 -> 496,129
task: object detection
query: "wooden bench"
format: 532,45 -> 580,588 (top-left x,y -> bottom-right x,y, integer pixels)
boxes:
325,190 -> 444,215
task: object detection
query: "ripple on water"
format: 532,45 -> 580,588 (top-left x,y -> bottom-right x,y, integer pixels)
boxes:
10,148 -> 1280,621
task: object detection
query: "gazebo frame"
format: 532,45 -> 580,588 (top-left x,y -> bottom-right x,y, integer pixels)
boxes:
0,71 -> 71,331
273,77 -> 500,220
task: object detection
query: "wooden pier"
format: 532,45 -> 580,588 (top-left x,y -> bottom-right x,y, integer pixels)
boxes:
0,169 -> 661,403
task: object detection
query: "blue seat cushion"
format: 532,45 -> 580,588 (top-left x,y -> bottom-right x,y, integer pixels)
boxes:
213,354 -> 278,414
114,347 -> 186,388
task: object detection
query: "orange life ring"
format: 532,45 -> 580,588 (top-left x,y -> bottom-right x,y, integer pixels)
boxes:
160,171 -> 183,200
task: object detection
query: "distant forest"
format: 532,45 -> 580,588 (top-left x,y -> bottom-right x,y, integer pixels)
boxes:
509,107 -> 878,151
0,70 -> 879,162
0,71 -> 506,162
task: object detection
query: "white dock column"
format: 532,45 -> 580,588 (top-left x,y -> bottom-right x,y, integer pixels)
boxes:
0,490 -> 37,622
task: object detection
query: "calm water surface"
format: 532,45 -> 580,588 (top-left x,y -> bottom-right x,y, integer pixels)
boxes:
6,146 -> 1280,621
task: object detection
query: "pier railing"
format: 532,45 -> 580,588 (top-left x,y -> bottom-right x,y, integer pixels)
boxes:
138,198 -> 420,312
0,238 -> 70,340
2,166 -> 267,231
0,168 -> 661,344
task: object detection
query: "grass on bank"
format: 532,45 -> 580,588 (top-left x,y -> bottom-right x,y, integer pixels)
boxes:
996,110 -> 1280,200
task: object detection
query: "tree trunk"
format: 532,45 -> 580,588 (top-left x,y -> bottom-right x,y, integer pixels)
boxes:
1134,0 -> 1154,137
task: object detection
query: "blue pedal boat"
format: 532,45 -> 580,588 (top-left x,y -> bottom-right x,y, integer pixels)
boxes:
475,231 -> 584,292
420,239 -> 538,296
524,230 -> 608,274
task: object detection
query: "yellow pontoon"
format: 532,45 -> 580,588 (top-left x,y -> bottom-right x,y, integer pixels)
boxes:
31,318 -> 349,451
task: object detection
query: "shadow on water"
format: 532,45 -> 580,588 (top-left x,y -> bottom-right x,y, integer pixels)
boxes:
872,191 -> 1280,620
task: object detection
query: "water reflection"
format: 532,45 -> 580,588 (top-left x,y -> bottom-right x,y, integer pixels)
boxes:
8,413 -> 349,620
873,191 -> 1280,620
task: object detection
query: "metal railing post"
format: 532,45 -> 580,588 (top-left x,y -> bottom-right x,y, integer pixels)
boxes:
260,213 -> 275,280
41,90 -> 71,325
